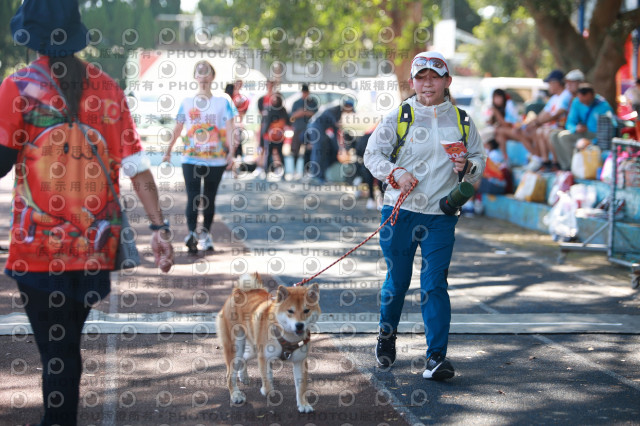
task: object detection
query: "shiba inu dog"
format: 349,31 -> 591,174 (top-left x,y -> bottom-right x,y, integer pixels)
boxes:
217,273 -> 321,412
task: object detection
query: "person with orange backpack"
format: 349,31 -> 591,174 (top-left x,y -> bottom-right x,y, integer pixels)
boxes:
0,2 -> 174,424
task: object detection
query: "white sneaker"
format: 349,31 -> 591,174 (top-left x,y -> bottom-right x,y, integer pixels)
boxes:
461,200 -> 475,217
366,198 -> 376,210
525,156 -> 543,172
184,231 -> 198,254
252,167 -> 266,179
473,199 -> 484,215
200,233 -> 214,251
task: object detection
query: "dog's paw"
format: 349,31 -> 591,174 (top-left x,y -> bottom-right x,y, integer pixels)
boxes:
297,403 -> 314,413
260,385 -> 273,397
230,390 -> 246,405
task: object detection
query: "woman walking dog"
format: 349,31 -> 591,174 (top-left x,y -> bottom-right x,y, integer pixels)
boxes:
364,51 -> 485,380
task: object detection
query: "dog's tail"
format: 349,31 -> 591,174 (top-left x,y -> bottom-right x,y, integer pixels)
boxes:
235,272 -> 264,290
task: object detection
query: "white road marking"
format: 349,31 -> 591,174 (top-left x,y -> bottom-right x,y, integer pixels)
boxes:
101,272 -> 120,426
1,312 -> 637,334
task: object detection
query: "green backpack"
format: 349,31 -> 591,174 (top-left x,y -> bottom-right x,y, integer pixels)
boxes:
389,101 -> 470,164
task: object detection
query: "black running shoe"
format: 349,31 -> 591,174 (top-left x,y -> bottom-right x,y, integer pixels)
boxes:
423,353 -> 455,380
185,232 -> 198,254
375,329 -> 397,367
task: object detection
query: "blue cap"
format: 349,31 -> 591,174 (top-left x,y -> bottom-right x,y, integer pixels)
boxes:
11,0 -> 88,57
342,97 -> 356,112
544,69 -> 564,83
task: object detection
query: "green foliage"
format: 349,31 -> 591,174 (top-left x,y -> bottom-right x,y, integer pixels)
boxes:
150,0 -> 181,16
452,0 -> 482,33
0,0 -> 29,79
466,0 -> 640,104
521,0 -> 575,20
80,0 -> 178,87
468,0 -> 576,17
0,0 -> 181,84
460,3 -> 554,77
199,0 -> 438,67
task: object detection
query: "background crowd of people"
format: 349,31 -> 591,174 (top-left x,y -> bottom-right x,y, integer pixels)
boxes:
461,67 -> 618,215
483,68 -> 614,174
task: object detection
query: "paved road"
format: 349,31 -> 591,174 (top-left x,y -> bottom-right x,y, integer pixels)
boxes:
1,167 -> 639,425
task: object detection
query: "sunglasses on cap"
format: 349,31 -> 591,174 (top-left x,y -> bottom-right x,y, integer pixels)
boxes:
411,56 -> 449,77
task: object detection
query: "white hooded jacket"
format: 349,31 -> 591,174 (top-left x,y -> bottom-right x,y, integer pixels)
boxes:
364,97 -> 486,215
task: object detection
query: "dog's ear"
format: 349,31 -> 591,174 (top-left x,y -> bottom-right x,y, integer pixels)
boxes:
276,285 -> 289,303
306,283 -> 320,305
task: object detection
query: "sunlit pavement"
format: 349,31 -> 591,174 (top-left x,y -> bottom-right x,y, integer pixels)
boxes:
1,165 -> 639,425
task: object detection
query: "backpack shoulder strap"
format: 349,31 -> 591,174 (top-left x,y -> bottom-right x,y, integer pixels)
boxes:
30,62 -> 121,206
389,104 -> 469,164
29,62 -> 72,122
454,106 -> 474,182
454,106 -> 470,147
390,102 -> 414,163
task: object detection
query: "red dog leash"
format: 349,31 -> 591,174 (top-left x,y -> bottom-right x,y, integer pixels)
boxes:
293,168 -> 416,286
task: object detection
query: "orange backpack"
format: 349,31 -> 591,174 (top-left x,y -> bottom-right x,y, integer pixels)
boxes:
11,64 -> 123,271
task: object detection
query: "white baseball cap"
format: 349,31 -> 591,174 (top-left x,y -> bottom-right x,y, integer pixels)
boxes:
410,51 -> 450,78
565,69 -> 585,81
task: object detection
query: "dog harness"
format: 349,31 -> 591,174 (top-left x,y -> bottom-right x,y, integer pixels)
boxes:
278,333 -> 311,360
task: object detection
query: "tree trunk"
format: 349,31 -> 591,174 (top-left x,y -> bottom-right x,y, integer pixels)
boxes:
591,35 -> 627,107
524,0 -> 640,108
523,0 -> 593,71
389,1 -> 423,100
586,0 -> 623,54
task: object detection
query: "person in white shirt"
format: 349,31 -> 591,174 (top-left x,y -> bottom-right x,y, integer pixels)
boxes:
163,60 -> 238,253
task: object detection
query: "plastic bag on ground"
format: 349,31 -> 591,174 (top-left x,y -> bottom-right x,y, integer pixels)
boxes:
543,191 -> 578,241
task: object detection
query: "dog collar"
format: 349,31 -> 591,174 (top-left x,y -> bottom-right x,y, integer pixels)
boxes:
278,332 -> 310,360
